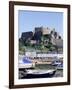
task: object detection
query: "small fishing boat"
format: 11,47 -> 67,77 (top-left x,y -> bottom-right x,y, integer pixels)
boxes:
51,60 -> 63,66
56,64 -> 63,70
51,59 -> 63,70
20,69 -> 56,78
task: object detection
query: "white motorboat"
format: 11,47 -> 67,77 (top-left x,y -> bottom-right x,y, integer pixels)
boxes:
19,57 -> 35,69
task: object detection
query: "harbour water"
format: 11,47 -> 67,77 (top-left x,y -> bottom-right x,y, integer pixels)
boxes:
35,64 -> 63,77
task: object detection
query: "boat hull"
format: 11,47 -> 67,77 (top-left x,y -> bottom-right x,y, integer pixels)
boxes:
20,70 -> 56,79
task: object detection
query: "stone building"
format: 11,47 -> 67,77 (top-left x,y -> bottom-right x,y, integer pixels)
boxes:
51,38 -> 63,48
34,26 -> 51,35
21,31 -> 33,41
42,27 -> 51,35
20,26 -> 63,49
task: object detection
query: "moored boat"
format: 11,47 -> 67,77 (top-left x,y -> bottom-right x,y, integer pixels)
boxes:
19,57 -> 35,69
51,60 -> 63,66
56,64 -> 63,70
51,59 -> 63,70
20,69 -> 56,79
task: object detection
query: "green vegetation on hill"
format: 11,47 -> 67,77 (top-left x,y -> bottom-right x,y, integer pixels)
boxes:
19,34 -> 57,53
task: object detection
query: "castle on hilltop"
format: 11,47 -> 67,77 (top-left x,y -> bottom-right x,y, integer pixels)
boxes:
19,26 -> 63,48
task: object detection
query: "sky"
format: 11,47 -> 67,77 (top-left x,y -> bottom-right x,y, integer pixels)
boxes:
18,10 -> 63,38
